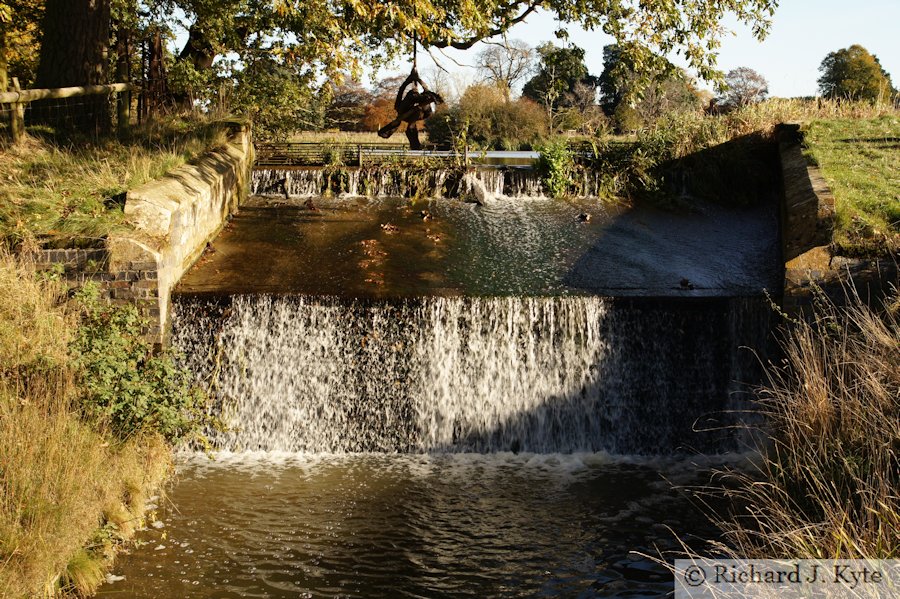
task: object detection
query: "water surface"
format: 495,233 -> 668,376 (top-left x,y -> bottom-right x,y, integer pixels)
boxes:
100,453 -> 741,598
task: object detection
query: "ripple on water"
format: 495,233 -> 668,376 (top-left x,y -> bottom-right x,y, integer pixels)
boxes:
98,452 -> 753,598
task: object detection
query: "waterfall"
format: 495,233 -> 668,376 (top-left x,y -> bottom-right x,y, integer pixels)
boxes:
251,167 -> 552,200
172,295 -> 769,454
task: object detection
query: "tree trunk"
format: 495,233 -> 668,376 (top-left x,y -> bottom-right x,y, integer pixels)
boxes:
0,23 -> 8,93
146,28 -> 171,116
33,0 -> 111,134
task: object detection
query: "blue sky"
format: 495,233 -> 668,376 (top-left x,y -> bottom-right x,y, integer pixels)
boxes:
390,0 -> 900,98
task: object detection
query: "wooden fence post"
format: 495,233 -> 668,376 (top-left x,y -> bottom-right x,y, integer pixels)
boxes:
115,25 -> 131,136
117,88 -> 130,135
10,78 -> 24,143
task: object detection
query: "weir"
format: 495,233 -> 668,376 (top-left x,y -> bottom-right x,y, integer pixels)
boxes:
107,154 -> 787,598
252,166 -> 599,200
172,166 -> 781,455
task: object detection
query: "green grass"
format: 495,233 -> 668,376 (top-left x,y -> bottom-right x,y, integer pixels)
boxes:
803,116 -> 900,255
0,116 -> 231,249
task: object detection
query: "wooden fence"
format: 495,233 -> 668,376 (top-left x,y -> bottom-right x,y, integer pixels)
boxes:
1,80 -> 135,142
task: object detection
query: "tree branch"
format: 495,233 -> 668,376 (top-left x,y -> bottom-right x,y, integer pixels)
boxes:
428,1 -> 542,50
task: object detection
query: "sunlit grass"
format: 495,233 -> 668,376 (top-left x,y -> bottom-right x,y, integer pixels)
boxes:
0,116 -> 231,249
802,116 -> 900,254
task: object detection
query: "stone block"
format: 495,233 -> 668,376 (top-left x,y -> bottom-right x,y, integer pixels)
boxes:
130,261 -> 158,272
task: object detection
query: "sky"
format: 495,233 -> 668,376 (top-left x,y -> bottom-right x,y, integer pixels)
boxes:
383,0 -> 900,99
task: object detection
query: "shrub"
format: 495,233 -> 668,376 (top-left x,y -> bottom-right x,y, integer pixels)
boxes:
425,92 -> 549,150
70,284 -> 209,443
536,137 -> 575,198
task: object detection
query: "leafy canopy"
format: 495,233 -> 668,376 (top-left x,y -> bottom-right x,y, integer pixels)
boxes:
143,0 -> 777,86
523,43 -> 595,109
598,43 -> 701,132
817,45 -> 895,102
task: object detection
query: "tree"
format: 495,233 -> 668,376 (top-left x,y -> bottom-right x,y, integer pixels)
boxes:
324,81 -> 374,131
719,67 -> 768,107
522,43 -> 598,132
599,44 -> 701,132
30,0 -> 778,134
33,0 -> 110,132
818,45 -> 894,101
359,75 -> 406,132
475,39 -> 533,101
0,0 -> 44,90
154,0 -> 777,109
230,55 -> 324,139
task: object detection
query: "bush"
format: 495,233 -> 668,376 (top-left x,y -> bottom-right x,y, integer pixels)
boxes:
70,284 -> 209,443
536,137 -> 575,198
425,89 -> 549,150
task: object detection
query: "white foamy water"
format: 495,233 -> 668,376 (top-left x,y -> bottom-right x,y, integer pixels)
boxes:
251,167 -> 567,200
173,295 -> 766,454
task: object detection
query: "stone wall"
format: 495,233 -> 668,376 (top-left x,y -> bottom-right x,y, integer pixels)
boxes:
776,123 -> 897,315
29,121 -> 254,343
777,123 -> 835,263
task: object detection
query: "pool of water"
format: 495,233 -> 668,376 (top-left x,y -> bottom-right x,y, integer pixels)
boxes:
99,453 -> 744,598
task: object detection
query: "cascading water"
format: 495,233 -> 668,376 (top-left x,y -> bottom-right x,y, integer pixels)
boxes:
100,159 -> 783,597
251,167 -> 550,200
172,294 -> 768,454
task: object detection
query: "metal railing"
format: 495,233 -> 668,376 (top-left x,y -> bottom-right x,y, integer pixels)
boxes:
254,142 -> 444,167
254,140 -> 633,168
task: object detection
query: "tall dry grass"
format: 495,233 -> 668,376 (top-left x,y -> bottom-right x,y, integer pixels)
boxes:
712,289 -> 899,559
639,97 -> 899,162
0,254 -> 170,598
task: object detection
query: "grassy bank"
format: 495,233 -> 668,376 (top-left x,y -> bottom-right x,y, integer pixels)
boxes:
710,290 -> 899,559
0,252 -> 208,597
0,117 -> 230,250
0,115 -> 229,596
586,100 -> 899,255
802,116 -> 900,255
